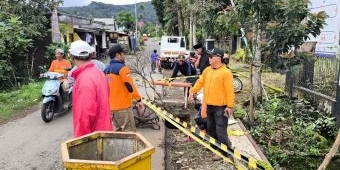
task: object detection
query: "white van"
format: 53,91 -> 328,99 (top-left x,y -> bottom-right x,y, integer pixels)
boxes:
159,36 -> 188,69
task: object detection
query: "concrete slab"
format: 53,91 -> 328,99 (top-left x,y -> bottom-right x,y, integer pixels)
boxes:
228,121 -> 263,160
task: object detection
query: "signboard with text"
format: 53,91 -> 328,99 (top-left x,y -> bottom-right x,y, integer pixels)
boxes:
309,0 -> 340,58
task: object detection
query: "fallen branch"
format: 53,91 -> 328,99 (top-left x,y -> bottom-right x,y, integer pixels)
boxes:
317,129 -> 340,170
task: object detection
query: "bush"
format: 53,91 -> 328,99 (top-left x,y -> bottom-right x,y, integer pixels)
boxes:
247,97 -> 338,169
138,36 -> 145,46
233,48 -> 246,62
0,81 -> 43,120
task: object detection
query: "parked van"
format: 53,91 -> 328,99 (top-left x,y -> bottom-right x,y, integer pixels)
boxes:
159,36 -> 188,69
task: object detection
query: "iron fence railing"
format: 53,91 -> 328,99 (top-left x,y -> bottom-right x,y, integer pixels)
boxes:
295,57 -> 339,98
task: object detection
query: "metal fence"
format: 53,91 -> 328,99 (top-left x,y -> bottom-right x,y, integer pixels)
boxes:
294,57 -> 339,98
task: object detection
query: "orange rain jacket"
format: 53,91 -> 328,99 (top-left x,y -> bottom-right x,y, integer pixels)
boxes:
104,59 -> 142,111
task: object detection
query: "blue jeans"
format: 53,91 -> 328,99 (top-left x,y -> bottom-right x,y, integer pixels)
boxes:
207,105 -> 232,148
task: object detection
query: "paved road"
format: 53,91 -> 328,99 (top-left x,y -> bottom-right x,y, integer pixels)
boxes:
0,109 -> 72,169
0,40 -> 165,170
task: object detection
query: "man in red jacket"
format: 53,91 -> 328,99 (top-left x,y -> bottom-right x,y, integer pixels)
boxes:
69,40 -> 113,138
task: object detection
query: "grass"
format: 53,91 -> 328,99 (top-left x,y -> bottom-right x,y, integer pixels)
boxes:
0,81 -> 43,120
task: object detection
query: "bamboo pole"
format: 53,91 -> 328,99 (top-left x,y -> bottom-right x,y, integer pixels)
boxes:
317,129 -> 340,170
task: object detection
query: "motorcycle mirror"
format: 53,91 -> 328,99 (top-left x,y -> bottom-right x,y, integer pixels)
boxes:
38,66 -> 47,72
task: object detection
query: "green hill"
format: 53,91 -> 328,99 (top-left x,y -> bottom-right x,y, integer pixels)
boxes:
59,1 -> 157,23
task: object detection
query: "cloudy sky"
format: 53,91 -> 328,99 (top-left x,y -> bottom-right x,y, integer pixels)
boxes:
62,0 -> 151,7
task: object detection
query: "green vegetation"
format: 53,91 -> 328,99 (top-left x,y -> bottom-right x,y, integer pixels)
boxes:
0,81 -> 43,120
244,97 -> 338,169
59,2 -> 157,23
0,0 -> 53,90
116,11 -> 136,32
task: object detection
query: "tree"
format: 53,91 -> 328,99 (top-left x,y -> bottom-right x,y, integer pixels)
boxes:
0,0 -> 58,89
222,0 -> 326,122
0,17 -> 33,87
138,4 -> 145,21
116,11 -> 136,32
151,0 -> 166,27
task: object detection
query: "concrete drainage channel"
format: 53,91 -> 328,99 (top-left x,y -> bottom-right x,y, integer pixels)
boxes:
155,101 -> 269,170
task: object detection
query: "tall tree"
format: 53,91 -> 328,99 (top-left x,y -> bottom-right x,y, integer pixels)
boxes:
0,0 -> 58,88
222,0 -> 326,122
116,11 -> 136,32
151,0 -> 166,27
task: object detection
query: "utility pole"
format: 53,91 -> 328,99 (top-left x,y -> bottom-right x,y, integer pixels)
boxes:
51,0 -> 61,43
135,0 -> 138,47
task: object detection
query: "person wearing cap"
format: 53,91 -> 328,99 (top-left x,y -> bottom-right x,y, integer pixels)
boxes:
69,40 -> 113,138
48,48 -> 72,91
89,46 -> 106,71
193,43 -> 210,74
188,47 -> 235,161
48,48 -> 72,75
171,55 -> 197,84
104,44 -> 145,132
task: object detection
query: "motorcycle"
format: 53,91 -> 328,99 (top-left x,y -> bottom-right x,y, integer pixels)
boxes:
40,70 -> 72,123
233,74 -> 243,93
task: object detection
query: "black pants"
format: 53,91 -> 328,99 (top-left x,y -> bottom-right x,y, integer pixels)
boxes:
207,105 -> 232,149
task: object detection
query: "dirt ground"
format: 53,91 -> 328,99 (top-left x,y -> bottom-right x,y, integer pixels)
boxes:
161,63 -> 285,170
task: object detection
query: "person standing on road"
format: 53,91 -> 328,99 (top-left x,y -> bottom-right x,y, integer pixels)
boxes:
188,48 -> 235,161
150,49 -> 159,73
104,44 -> 145,132
69,40 -> 113,138
193,43 -> 210,74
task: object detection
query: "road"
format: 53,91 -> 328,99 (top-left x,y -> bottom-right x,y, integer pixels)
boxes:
0,40 -> 164,170
0,109 -> 72,169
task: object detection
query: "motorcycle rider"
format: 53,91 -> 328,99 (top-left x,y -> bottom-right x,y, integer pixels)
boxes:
48,48 -> 72,91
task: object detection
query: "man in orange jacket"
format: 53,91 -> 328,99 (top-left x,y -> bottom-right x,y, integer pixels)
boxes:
104,44 -> 145,132
188,48 -> 235,161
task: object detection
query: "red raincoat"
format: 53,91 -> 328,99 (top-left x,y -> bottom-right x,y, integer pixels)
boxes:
71,62 -> 113,137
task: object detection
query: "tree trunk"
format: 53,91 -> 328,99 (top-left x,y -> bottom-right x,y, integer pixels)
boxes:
189,12 -> 193,50
253,45 -> 262,101
9,60 -> 17,87
317,129 -> 340,170
177,0 -> 183,36
51,0 -> 61,43
248,27 -> 263,123
249,64 -> 255,123
193,16 -> 197,45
